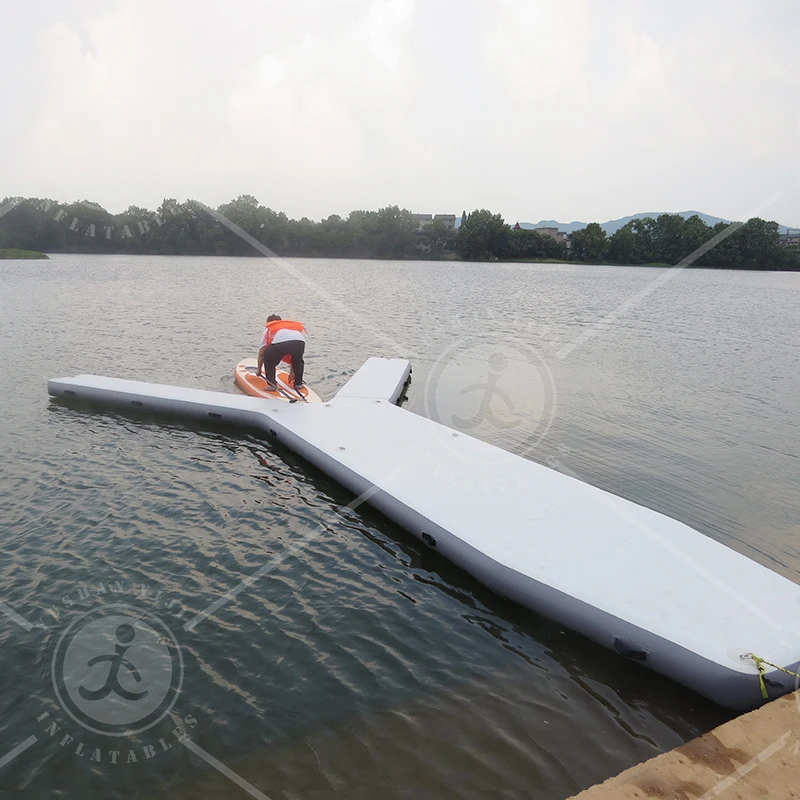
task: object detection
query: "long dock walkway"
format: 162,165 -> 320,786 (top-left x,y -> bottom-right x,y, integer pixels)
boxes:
47,358 -> 800,710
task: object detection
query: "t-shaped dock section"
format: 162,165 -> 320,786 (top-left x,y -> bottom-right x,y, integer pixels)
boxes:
48,357 -> 800,710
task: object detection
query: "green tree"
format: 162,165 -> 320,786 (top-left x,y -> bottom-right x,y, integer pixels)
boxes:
570,222 -> 608,263
344,210 -> 378,257
509,229 -> 566,260
455,209 -> 510,261
423,219 -> 457,259
0,199 -> 61,252
259,208 -> 290,253
651,214 -> 687,264
628,217 -> 657,263
680,214 -> 715,262
283,216 -> 317,256
218,195 -> 262,233
372,206 -> 418,258
733,218 -> 783,270
696,221 -> 742,268
317,214 -> 353,257
606,223 -> 637,264
217,195 -> 266,255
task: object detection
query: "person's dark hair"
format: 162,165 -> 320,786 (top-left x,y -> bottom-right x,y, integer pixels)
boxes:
267,314 -> 282,322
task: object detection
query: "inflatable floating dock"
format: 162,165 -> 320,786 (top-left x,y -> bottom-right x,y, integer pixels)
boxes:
48,358 -> 800,711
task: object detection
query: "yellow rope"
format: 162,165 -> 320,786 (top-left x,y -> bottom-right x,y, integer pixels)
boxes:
745,654 -> 800,699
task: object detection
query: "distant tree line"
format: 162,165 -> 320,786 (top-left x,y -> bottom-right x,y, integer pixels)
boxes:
458,210 -> 799,270
1,195 -> 797,270
0,196 -> 451,261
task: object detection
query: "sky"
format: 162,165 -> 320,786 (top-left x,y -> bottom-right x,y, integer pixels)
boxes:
1,0 -> 798,226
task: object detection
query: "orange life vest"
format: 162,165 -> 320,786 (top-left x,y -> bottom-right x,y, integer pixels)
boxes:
264,319 -> 306,346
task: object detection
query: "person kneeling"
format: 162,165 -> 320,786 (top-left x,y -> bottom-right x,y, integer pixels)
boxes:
257,314 -> 307,389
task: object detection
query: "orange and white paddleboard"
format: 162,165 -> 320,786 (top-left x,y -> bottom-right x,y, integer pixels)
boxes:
234,359 -> 322,403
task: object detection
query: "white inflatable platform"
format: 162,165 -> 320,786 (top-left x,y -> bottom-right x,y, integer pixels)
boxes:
47,358 -> 800,710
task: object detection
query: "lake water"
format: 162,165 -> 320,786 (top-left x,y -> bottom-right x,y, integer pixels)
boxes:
1,254 -> 798,797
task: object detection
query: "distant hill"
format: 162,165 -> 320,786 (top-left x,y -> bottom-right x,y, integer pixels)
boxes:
522,211 -> 733,235
457,211 -> 792,235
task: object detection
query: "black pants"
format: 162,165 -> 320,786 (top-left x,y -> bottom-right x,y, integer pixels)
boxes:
260,340 -> 305,385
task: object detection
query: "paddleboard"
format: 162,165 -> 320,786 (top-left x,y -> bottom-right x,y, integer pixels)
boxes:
234,358 -> 322,403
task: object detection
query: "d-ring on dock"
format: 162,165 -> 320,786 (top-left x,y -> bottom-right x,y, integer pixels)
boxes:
47,357 -> 800,710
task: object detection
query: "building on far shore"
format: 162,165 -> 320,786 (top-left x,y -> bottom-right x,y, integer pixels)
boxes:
513,223 -> 572,251
413,212 -> 457,255
535,226 -> 572,252
413,213 -> 456,232
432,214 -> 456,230
412,213 -> 433,232
534,227 -> 568,245
779,229 -> 800,247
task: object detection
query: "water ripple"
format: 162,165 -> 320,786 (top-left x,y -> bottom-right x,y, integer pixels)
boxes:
1,256 -> 796,796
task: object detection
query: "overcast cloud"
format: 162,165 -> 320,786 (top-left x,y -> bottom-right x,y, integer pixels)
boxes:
2,0 -> 798,225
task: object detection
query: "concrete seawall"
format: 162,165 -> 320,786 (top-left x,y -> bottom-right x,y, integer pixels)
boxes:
571,691 -> 800,799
